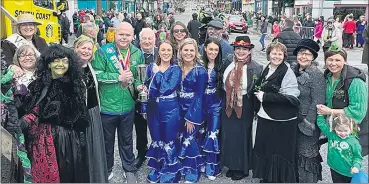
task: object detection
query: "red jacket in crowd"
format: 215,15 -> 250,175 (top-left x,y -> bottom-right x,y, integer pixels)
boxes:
343,20 -> 357,34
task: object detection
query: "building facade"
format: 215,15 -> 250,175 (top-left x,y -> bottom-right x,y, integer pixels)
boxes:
242,0 -> 255,13
333,0 -> 369,20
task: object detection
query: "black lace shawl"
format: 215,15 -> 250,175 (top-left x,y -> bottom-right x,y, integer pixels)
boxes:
23,77 -> 90,131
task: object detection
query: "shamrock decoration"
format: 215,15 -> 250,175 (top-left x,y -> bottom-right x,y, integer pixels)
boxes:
328,42 -> 341,52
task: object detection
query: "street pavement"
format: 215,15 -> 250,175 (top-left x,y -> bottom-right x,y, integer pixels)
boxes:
101,9 -> 368,183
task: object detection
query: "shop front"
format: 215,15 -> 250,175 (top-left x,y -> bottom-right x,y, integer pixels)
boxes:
333,3 -> 368,20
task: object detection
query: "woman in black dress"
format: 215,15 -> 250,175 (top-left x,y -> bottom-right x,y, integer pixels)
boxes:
74,35 -> 108,183
220,36 -> 263,180
19,44 -> 90,182
253,42 -> 300,183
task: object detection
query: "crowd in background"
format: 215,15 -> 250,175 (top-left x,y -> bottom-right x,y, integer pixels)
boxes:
1,5 -> 368,184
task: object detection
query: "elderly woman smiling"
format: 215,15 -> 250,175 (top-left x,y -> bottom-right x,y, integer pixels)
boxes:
12,44 -> 37,89
292,39 -> 326,183
317,44 -> 368,156
2,13 -> 47,77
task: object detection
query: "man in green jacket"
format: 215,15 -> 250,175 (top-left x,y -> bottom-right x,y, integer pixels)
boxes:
92,22 -> 144,183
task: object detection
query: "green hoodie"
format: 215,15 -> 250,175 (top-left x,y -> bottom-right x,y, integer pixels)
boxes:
317,115 -> 363,177
92,42 -> 144,115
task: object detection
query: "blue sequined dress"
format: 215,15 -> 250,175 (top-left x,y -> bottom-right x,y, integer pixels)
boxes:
143,63 -> 183,183
178,62 -> 208,183
201,68 -> 222,177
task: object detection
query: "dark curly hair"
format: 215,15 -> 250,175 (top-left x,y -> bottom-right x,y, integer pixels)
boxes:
202,37 -> 223,94
25,44 -> 86,112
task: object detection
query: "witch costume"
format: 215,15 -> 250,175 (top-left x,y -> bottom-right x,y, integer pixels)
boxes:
19,45 -> 90,183
178,62 -> 208,183
252,54 -> 300,183
220,36 -> 263,180
143,63 -> 183,183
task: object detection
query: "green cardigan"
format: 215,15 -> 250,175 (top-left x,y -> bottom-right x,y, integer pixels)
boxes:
326,74 -> 368,123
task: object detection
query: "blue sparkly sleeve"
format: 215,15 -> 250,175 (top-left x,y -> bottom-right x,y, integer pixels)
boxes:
184,67 -> 208,125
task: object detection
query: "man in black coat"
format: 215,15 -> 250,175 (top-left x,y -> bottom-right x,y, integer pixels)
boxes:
274,18 -> 302,66
134,13 -> 146,47
187,13 -> 201,44
60,13 -> 70,45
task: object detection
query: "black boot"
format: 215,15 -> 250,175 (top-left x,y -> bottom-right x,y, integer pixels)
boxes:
260,179 -> 270,183
134,150 -> 147,169
231,170 -> 246,180
226,170 -> 235,178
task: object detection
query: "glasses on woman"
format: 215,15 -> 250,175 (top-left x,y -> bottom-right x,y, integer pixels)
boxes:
173,29 -> 186,33
19,54 -> 35,59
297,51 -> 312,57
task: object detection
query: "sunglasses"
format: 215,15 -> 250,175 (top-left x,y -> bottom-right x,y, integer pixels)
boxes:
173,29 -> 186,33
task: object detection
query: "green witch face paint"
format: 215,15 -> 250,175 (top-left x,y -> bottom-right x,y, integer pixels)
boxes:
49,57 -> 69,79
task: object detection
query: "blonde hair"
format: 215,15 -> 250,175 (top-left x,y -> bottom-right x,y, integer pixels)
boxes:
333,114 -> 357,133
73,35 -> 94,49
13,44 -> 37,69
73,35 -> 95,62
178,38 -> 201,67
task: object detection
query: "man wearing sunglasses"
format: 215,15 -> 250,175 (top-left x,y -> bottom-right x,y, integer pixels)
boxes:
199,19 -> 234,64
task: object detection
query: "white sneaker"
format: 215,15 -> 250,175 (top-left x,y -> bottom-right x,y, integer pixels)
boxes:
108,172 -> 114,180
184,181 -> 193,183
207,176 -> 216,181
200,166 -> 205,173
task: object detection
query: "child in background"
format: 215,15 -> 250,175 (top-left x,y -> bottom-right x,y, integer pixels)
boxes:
272,21 -> 281,38
316,113 -> 363,183
155,23 -> 168,46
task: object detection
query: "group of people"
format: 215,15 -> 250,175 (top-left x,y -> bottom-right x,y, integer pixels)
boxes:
1,11 -> 368,184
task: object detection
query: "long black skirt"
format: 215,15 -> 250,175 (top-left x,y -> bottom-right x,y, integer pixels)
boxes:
86,106 -> 109,183
252,116 -> 298,183
220,95 -> 254,175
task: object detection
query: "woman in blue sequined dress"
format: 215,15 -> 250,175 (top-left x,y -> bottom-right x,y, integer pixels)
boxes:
200,37 -> 223,181
143,40 -> 183,183
177,38 -> 208,183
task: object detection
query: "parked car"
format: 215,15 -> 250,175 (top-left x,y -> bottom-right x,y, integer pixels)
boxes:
226,15 -> 248,33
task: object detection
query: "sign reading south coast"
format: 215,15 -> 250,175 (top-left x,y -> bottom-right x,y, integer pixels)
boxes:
14,10 -> 51,20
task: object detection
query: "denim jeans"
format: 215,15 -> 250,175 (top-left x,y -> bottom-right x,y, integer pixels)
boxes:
259,33 -> 266,48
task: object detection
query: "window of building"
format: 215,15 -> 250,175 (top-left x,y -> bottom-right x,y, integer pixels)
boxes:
296,8 -> 301,15
302,6 -> 312,16
34,0 -> 54,10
